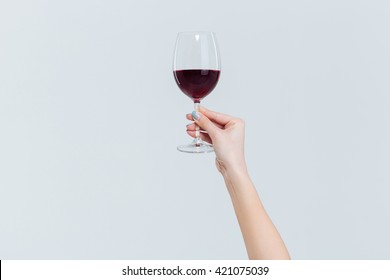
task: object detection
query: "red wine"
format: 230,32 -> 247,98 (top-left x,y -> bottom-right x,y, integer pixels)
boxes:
174,69 -> 220,102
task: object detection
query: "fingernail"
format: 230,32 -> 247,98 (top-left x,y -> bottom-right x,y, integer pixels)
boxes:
192,111 -> 201,120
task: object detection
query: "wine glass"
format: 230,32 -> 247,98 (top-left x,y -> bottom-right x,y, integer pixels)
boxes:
173,31 -> 221,153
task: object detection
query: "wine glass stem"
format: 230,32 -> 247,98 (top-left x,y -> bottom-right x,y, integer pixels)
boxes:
194,102 -> 201,145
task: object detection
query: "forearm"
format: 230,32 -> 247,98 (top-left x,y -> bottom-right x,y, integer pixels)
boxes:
222,166 -> 290,260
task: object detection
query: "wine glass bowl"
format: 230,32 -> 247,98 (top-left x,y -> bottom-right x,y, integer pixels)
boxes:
174,69 -> 220,103
173,31 -> 221,153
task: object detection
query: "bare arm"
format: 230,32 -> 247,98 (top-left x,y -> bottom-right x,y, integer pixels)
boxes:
221,166 -> 290,259
187,107 -> 290,260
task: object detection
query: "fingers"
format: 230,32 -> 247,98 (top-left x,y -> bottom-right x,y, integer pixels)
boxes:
186,130 -> 212,144
186,113 -> 193,121
191,111 -> 220,138
186,114 -> 224,129
184,106 -> 236,139
199,106 -> 232,126
186,122 -> 212,143
186,123 -> 207,132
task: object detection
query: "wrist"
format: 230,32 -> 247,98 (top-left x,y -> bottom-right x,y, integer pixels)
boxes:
216,157 -> 249,179
218,158 -> 254,198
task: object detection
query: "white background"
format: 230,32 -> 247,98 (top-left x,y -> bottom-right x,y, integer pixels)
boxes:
3,260 -> 390,280
1,0 -> 389,259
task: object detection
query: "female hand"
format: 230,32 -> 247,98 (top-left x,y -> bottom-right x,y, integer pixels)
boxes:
186,106 -> 247,175
187,107 -> 291,260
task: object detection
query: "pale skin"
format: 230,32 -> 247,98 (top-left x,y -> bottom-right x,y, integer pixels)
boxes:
186,106 -> 290,260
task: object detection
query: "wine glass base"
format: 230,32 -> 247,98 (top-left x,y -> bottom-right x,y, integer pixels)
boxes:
177,141 -> 214,153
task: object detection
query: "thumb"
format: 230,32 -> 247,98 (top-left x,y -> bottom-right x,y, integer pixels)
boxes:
192,111 -> 219,138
